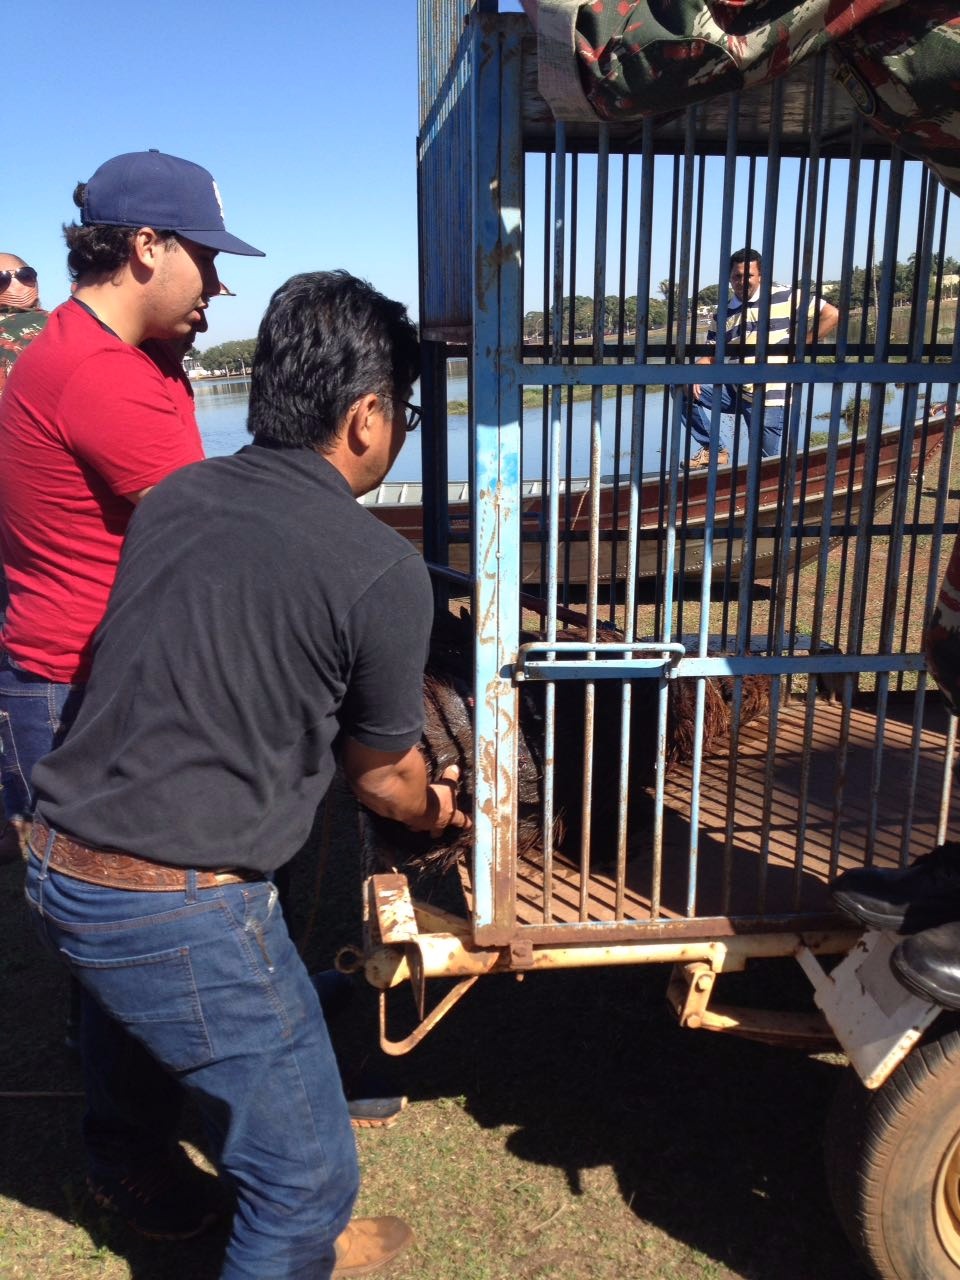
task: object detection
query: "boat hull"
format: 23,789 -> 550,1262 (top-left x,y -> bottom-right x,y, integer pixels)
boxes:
360,415 -> 948,583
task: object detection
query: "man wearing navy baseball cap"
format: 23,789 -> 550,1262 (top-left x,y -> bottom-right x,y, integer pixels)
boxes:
0,152 -> 262,1239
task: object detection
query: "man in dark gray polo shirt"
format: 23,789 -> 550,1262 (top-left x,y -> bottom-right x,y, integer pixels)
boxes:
26,270 -> 469,1279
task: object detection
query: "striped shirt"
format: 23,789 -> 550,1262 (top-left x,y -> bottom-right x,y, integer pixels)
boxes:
707,284 -> 830,407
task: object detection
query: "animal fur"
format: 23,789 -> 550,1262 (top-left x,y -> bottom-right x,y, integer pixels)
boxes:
367,610 -> 772,875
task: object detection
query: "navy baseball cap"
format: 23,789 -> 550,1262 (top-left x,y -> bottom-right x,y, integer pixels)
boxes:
80,150 -> 264,257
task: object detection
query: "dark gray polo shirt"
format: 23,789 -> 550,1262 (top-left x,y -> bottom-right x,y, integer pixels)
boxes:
34,443 -> 433,872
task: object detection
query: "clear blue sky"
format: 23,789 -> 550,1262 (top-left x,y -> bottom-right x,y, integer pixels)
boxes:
5,0 -> 426,346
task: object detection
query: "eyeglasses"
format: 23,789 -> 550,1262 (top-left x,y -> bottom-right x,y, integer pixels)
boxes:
0,266 -> 37,292
399,400 -> 422,432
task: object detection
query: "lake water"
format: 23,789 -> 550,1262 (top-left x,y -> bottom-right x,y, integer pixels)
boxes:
194,375 -> 939,482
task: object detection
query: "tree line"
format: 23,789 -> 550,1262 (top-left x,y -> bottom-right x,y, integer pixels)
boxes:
192,338 -> 257,373
522,254 -> 960,341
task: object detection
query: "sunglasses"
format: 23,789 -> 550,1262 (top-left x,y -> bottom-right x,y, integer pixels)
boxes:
0,266 -> 37,291
399,400 -> 422,432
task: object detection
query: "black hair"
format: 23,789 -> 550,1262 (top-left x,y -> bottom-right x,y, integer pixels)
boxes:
63,223 -> 136,281
247,270 -> 420,450
63,224 -> 179,282
730,247 -> 762,273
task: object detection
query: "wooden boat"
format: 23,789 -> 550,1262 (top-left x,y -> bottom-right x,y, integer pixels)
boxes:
359,410 -> 950,583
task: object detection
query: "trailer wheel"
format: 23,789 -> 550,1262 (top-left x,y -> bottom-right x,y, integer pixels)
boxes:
826,1016 -> 960,1279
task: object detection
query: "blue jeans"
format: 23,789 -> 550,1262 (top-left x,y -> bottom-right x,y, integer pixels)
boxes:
0,653 -> 85,822
684,384 -> 785,459
25,839 -> 358,1280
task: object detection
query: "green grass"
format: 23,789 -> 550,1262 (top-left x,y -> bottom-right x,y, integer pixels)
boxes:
448,384 -> 666,416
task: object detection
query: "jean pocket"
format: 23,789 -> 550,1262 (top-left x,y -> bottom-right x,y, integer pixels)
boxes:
59,943 -> 214,1072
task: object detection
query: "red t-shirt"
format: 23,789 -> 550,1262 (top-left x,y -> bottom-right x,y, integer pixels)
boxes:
0,300 -> 204,681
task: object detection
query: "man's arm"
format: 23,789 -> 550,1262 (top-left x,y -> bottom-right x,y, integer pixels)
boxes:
341,737 -> 471,836
691,355 -> 713,403
807,298 -> 839,346
124,486 -> 153,506
690,305 -> 721,401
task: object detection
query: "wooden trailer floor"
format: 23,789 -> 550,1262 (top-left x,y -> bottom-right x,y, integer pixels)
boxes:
459,697 -> 959,930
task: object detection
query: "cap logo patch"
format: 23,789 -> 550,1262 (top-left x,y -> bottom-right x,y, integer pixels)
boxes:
211,179 -> 225,222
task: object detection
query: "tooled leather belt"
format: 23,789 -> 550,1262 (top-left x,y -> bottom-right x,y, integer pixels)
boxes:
29,822 -> 263,892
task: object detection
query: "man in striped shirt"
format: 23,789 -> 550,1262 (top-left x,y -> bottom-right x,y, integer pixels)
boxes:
684,248 -> 839,468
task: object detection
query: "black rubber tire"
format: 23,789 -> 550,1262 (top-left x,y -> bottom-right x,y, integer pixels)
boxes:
826,1016 -> 960,1280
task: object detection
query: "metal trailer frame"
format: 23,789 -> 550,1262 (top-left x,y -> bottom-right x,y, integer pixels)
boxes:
356,2 -> 960,1079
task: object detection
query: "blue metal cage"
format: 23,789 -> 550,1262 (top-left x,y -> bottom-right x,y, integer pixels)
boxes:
398,0 -> 960,963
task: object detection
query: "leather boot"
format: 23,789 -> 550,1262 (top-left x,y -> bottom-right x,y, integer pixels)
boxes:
347,1096 -> 407,1129
687,446 -> 729,470
333,1216 -> 414,1276
830,841 -> 960,932
0,817 -> 27,865
891,921 -> 960,1009
688,447 -> 709,469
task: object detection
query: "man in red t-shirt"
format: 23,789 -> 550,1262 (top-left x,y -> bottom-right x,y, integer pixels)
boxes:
0,155 -> 263,1241
0,151 -> 263,846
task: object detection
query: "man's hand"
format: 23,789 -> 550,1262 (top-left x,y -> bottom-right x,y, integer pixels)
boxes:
342,739 -> 472,836
408,764 -> 472,837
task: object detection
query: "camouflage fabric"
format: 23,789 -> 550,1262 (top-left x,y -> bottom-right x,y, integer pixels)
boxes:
832,5 -> 960,198
563,0 -> 897,119
531,1 -> 960,197
0,307 -> 48,395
